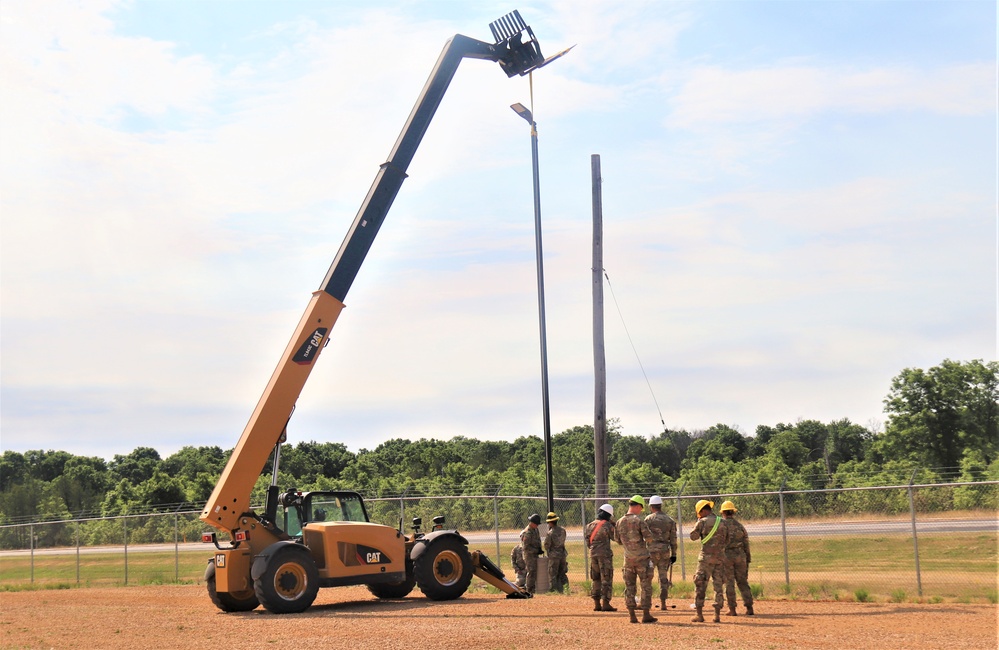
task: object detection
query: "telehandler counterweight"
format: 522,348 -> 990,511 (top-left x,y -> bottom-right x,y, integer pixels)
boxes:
200,10 -> 559,614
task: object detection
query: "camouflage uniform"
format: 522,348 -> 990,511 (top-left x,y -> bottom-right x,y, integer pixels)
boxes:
543,523 -> 568,593
614,513 -> 654,612
690,511 -> 730,619
520,524 -> 542,594
645,510 -> 678,604
510,544 -> 527,588
584,517 -> 616,603
723,517 -> 753,613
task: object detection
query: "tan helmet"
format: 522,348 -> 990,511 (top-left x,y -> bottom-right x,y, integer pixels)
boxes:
720,500 -> 737,513
546,511 -> 559,523
695,499 -> 714,514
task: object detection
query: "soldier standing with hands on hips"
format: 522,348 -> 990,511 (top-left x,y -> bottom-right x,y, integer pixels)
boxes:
645,495 -> 678,611
689,499 -> 729,623
614,495 -> 657,624
520,513 -> 543,594
585,503 -> 617,612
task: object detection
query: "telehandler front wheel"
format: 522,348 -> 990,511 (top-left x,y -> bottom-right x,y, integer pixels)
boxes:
254,545 -> 320,614
414,536 -> 473,601
205,558 -> 259,612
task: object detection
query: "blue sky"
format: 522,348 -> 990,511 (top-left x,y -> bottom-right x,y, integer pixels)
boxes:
1,0 -> 995,460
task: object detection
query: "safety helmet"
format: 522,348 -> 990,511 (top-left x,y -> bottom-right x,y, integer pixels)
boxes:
720,500 -> 737,513
629,494 -> 646,509
528,513 -> 542,525
649,495 -> 663,506
546,512 -> 559,523
695,499 -> 714,514
599,503 -> 614,516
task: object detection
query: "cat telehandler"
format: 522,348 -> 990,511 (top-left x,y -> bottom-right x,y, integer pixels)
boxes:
200,10 -> 564,614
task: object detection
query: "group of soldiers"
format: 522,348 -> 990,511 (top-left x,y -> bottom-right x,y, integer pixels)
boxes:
511,496 -> 754,625
511,511 -> 570,594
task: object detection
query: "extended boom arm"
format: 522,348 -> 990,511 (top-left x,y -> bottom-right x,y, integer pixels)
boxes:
201,12 -> 549,536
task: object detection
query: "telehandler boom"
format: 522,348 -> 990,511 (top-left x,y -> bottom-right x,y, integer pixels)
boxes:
200,11 -> 558,614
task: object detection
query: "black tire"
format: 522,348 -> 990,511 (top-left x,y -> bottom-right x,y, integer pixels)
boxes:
414,536 -> 473,601
205,559 -> 259,612
367,559 -> 416,599
253,545 -> 320,614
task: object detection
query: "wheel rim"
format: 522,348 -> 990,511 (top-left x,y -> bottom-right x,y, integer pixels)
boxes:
273,561 -> 309,601
433,550 -> 463,586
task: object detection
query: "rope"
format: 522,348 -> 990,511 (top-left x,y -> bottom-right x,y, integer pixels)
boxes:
603,269 -> 668,432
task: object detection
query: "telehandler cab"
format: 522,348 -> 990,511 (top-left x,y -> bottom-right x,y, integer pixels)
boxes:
200,10 -> 563,614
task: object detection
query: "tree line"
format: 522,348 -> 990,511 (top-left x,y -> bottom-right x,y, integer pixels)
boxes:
1,359 -> 995,525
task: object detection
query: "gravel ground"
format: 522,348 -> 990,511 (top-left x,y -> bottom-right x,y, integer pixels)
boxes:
1,585 -> 996,650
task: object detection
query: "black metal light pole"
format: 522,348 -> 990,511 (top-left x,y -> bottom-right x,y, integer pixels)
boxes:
511,101 -> 555,515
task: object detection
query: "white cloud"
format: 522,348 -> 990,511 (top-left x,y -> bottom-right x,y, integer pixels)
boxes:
668,62 -> 996,128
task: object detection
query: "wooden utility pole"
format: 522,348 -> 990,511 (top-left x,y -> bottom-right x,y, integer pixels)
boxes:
591,154 -> 608,499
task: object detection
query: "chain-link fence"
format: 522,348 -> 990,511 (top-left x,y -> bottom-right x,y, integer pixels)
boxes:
2,481 -> 996,602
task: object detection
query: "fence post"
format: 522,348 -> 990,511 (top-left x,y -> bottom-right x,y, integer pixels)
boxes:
400,487 -> 409,532
123,516 -> 128,586
29,523 -> 34,584
779,477 -> 789,590
76,519 -> 81,585
493,485 -> 503,569
908,470 -> 922,597
580,486 -> 590,573
174,511 -> 180,583
676,481 -> 687,580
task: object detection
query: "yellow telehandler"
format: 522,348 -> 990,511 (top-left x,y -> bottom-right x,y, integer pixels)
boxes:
200,10 -> 563,614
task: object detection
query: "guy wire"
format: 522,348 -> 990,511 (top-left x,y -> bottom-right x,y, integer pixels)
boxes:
603,269 -> 668,432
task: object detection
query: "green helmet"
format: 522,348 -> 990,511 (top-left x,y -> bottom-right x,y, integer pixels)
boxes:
629,494 -> 646,509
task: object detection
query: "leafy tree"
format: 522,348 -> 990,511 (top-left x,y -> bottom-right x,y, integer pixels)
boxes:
876,359 -> 998,468
162,446 -> 228,483
0,451 -> 27,491
109,447 -> 162,484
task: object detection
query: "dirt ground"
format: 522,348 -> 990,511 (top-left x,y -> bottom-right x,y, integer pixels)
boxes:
0,585 -> 996,650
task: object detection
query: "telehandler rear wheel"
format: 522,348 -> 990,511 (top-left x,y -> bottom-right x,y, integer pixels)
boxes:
205,558 -> 259,612
254,545 -> 320,614
368,559 -> 416,599
414,536 -> 473,601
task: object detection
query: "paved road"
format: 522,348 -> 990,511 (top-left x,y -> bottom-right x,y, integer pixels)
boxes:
3,517 -> 994,557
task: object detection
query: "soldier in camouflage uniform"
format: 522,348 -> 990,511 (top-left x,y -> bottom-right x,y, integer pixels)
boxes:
510,543 -> 527,589
720,500 -> 754,616
543,512 -> 568,593
614,495 -> 657,624
585,503 -> 617,612
644,495 -> 678,611
689,499 -> 730,623
520,513 -> 543,594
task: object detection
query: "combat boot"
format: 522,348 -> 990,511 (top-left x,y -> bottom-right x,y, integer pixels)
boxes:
592,595 -> 602,612
691,605 -> 704,623
601,599 -> 617,612
727,604 -> 738,616
641,609 -> 657,623
713,605 -> 722,623
659,596 -> 667,611
628,609 -> 639,624
746,603 -> 755,616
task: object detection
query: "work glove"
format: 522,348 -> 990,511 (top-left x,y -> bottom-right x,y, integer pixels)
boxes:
670,556 -> 677,565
